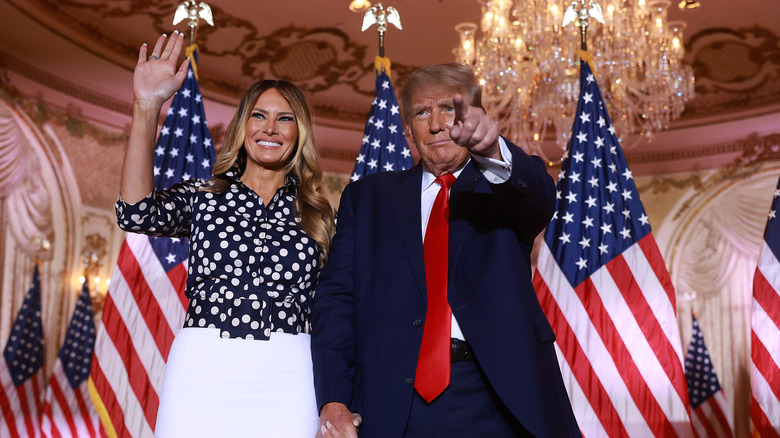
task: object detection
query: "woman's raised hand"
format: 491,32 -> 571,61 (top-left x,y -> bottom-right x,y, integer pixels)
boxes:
133,31 -> 190,107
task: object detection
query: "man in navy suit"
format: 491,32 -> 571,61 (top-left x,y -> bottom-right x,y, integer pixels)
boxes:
312,63 -> 580,437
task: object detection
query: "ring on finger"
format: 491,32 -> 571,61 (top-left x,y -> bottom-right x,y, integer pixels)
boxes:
147,55 -> 160,61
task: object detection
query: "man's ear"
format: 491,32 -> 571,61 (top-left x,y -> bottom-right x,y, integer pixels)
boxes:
404,123 -> 414,143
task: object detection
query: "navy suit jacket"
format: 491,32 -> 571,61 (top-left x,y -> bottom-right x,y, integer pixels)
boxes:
311,140 -> 580,437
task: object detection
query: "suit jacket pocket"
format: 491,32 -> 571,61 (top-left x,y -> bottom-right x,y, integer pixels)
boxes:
534,315 -> 556,343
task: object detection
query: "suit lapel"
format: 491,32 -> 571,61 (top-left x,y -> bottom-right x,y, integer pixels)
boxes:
449,161 -> 484,283
392,165 -> 427,298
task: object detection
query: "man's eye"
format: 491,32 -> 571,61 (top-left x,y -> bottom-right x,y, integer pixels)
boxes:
445,106 -> 455,112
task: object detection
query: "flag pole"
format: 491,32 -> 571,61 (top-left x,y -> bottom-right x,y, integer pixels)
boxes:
173,0 -> 215,57
361,3 -> 402,74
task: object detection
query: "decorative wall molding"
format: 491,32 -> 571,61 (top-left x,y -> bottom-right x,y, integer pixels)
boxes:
684,26 -> 780,116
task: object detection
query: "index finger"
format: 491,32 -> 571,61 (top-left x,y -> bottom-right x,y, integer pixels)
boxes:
453,93 -> 469,124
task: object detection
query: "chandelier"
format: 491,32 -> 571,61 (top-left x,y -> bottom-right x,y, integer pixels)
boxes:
454,0 -> 695,156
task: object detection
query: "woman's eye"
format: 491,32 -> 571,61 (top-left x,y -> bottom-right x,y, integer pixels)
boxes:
279,116 -> 295,122
252,112 -> 265,119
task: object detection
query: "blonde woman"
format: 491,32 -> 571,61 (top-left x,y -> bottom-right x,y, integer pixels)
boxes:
117,32 -> 335,437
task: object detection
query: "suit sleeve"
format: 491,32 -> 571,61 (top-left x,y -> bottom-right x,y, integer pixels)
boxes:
311,182 -> 358,411
492,139 -> 556,244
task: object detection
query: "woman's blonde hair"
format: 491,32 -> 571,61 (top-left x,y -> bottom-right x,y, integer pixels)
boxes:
205,80 -> 335,264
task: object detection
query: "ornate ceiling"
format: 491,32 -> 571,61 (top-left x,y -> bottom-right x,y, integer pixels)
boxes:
1,0 -> 779,174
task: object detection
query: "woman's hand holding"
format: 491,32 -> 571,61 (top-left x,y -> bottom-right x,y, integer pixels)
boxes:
133,31 -> 190,108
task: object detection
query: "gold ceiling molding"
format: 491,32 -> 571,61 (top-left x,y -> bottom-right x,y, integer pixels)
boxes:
684,26 -> 780,116
635,133 -> 780,220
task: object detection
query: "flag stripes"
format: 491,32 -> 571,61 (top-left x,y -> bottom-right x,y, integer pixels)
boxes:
752,203 -> 780,437
536,238 -> 693,437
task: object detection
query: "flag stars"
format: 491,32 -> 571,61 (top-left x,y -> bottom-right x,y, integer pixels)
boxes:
155,146 -> 165,156
559,232 -> 571,244
594,137 -> 605,148
165,253 -> 177,264
576,132 -> 588,143
573,152 -> 584,163
386,143 -> 396,153
570,171 -> 581,183
186,153 -> 194,163
391,105 -> 400,115
350,173 -> 361,182
606,181 -> 618,193
582,216 -> 594,228
586,73 -> 595,83
562,212 -> 574,224
174,127 -> 184,137
378,99 -> 388,110
620,227 -> 632,239
389,124 -> 398,134
579,112 -> 591,124
597,116 -> 606,128
588,177 -> 599,188
608,126 -> 616,136
178,108 -> 188,118
622,169 -> 633,180
192,114 -> 201,125
583,92 -> 594,104
622,209 -> 631,219
576,257 -> 588,270
770,210 -> 777,220
181,88 -> 191,98
402,148 -> 411,158
621,189 -> 633,201
165,168 -> 175,178
161,126 -> 170,136
371,139 -> 381,149
598,243 -> 609,254
639,214 -> 649,226
189,134 -> 198,144
585,196 -> 597,208
579,237 -> 591,248
201,158 -> 210,168
362,135 -> 370,144
609,163 -> 617,173
170,149 -> 179,158
565,192 -> 578,203
603,202 -> 615,214
368,159 -> 378,169
153,166 -> 161,176
356,153 -> 365,163
601,223 -> 613,235
382,80 -> 390,89
591,158 -> 602,168
373,119 -> 384,129
383,163 -> 394,172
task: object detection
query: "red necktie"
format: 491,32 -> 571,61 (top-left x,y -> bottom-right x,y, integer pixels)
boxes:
415,173 -> 456,402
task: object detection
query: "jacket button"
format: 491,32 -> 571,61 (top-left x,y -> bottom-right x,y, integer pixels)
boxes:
412,319 -> 422,327
404,377 -> 414,386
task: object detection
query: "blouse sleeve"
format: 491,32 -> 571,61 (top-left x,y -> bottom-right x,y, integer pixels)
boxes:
115,179 -> 205,238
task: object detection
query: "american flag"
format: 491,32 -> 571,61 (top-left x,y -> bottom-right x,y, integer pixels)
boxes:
751,175 -> 780,438
532,60 -> 695,437
684,313 -> 734,438
90,48 -> 215,437
41,280 -> 107,437
0,265 -> 45,438
350,57 -> 413,181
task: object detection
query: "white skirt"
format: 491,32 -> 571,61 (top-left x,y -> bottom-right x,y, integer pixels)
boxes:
154,328 -> 319,437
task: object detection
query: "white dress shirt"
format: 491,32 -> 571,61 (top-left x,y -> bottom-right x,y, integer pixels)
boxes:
420,138 -> 513,340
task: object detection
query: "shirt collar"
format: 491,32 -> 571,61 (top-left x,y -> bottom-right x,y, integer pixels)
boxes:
421,159 -> 469,193
223,167 -> 300,194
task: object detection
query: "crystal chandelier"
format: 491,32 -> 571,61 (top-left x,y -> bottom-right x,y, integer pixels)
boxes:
454,0 -> 695,156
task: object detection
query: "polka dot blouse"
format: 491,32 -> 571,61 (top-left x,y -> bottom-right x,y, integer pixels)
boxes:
116,170 -> 320,340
